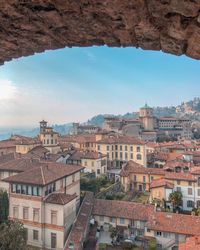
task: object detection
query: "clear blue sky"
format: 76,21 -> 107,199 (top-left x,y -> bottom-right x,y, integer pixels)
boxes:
0,46 -> 200,127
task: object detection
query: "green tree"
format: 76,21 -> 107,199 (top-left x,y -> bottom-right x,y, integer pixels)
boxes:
0,221 -> 27,250
169,191 -> 182,210
0,190 -> 9,223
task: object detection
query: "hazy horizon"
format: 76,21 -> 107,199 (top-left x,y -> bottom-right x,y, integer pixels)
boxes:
1,46 -> 200,127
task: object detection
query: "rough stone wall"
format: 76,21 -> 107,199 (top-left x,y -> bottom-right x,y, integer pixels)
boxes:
1,0 -> 200,64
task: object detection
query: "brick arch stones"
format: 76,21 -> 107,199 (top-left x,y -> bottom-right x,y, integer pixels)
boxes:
1,0 -> 200,64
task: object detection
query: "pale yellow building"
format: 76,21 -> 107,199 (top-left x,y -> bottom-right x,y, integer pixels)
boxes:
96,135 -> 147,168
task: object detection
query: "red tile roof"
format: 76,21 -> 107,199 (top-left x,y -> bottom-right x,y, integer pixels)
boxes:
165,172 -> 196,181
3,162 -> 83,186
179,236 -> 200,250
120,161 -> 165,177
65,192 -> 94,250
0,158 -> 40,172
147,212 -> 200,236
93,199 -> 154,221
45,193 -> 77,205
97,135 -> 144,145
150,178 -> 174,189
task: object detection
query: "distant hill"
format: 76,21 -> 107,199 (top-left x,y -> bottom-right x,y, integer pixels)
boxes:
1,97 -> 200,140
0,123 -> 73,140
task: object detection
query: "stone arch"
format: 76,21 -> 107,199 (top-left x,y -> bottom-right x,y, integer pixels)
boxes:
1,1 -> 200,65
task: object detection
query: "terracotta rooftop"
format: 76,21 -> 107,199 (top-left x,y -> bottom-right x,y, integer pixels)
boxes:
97,135 -> 144,145
179,236 -> 200,250
120,161 -> 165,177
60,134 -> 96,144
3,162 -> 83,186
147,212 -> 200,236
0,139 -> 17,149
165,172 -> 196,181
0,158 -> 40,172
65,192 -> 94,250
93,199 -> 154,221
150,178 -> 174,189
45,193 -> 77,205
25,145 -> 49,159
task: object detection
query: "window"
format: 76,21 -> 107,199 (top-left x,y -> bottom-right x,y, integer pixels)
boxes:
177,180 -> 181,185
51,233 -> 57,249
130,146 -> 133,151
143,176 -> 146,183
187,200 -> 194,208
23,207 -> 29,220
72,174 -> 75,182
84,161 -> 87,166
125,153 -> 128,160
110,217 -> 116,223
33,209 -> 39,222
13,206 -> 19,218
130,153 -> 133,159
51,139 -> 53,144
107,145 -> 109,151
115,145 -> 118,150
47,139 -> 49,144
125,145 -> 127,151
115,152 -> 118,158
177,187 -> 181,192
91,161 -> 94,167
188,188 -> 193,195
156,231 -> 162,236
33,230 -> 39,241
198,189 -> 200,196
120,218 -> 125,224
51,211 -> 57,225
120,152 -> 123,159
137,146 -> 140,152
100,216 -> 104,221
188,181 -> 192,186
97,169 -> 100,175
137,154 -> 142,160
134,175 -> 137,182
98,145 -> 100,151
120,145 -> 122,151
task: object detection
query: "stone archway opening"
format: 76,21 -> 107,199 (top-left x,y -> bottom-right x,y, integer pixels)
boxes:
1,0 -> 200,65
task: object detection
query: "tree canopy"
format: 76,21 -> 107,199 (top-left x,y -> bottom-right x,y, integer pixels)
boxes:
0,221 -> 27,250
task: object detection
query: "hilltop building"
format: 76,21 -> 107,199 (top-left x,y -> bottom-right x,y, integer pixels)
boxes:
103,103 -> 192,142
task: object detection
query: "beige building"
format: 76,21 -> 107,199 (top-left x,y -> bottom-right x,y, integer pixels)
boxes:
3,162 -> 83,250
96,135 -> 146,168
63,150 -> 107,177
39,120 -> 61,154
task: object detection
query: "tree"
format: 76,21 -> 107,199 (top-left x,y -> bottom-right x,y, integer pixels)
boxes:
0,190 -> 9,223
0,221 -> 27,250
169,191 -> 182,210
109,226 -> 118,241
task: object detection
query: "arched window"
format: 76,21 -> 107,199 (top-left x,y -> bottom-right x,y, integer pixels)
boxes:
137,154 -> 142,160
187,200 -> 194,208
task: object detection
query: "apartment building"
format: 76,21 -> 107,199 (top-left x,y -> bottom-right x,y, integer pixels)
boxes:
3,162 -> 83,249
120,161 -> 165,192
61,150 -> 107,177
96,135 -> 146,168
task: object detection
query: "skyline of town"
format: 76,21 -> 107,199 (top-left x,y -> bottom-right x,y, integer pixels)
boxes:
1,46 -> 200,128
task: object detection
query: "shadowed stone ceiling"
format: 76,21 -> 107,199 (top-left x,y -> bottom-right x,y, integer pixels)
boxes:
1,0 -> 200,64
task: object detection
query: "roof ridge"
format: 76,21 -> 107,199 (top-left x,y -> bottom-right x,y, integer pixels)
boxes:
40,165 -> 46,185
59,193 -> 65,205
